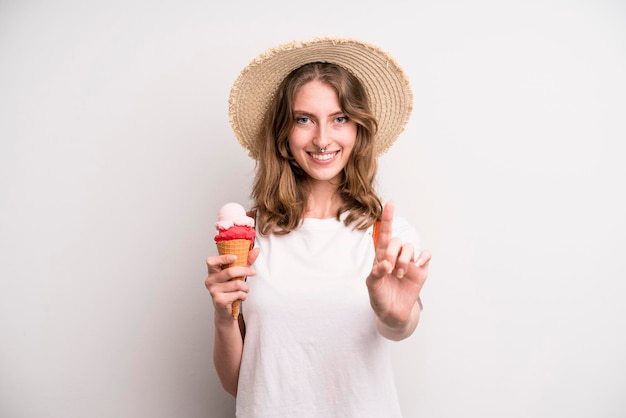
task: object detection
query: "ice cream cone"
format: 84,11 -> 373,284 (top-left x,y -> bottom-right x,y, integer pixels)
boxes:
216,239 -> 252,319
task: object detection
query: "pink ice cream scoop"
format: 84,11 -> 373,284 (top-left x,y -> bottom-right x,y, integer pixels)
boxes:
214,202 -> 256,244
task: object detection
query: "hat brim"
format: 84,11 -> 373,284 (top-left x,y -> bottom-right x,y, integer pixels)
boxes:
228,37 -> 413,159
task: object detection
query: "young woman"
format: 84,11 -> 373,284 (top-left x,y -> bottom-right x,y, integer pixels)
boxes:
205,37 -> 431,417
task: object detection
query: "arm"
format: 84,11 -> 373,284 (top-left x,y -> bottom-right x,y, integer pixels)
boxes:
366,201 -> 431,341
212,314 -> 245,396
205,248 -> 259,396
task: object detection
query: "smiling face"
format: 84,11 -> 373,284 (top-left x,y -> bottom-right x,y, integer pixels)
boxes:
287,79 -> 357,185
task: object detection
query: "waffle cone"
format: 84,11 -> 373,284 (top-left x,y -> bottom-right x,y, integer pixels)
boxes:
216,239 -> 252,319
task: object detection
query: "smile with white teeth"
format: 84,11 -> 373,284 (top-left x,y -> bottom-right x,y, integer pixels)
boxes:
310,151 -> 337,161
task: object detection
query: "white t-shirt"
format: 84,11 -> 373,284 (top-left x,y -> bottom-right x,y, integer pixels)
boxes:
236,213 -> 420,418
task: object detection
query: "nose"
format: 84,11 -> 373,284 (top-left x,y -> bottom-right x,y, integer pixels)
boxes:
312,125 -> 330,150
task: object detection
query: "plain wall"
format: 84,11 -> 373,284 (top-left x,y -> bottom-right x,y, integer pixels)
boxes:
1,0 -> 625,417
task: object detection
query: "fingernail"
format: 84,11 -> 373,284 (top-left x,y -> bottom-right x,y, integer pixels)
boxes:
396,268 -> 405,279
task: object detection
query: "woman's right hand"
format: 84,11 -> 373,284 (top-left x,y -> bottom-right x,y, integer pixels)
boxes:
205,248 -> 260,322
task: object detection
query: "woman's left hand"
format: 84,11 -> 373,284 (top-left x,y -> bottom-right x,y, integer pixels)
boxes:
366,201 -> 431,337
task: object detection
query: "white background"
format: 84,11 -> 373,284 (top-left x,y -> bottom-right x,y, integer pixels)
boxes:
1,0 -> 625,417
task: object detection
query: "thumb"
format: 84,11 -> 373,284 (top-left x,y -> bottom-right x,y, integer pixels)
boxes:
247,247 -> 260,265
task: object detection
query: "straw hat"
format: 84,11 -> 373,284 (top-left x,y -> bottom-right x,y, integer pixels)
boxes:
228,37 -> 413,159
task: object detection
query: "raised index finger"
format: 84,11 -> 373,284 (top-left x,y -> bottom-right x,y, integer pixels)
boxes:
375,200 -> 395,257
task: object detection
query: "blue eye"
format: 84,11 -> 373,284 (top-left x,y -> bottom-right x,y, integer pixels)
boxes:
296,117 -> 310,124
336,116 -> 349,123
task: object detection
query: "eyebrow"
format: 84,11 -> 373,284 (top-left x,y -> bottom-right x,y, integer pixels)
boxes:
293,110 -> 345,118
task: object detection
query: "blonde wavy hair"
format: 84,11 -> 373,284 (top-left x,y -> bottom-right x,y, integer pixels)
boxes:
251,62 -> 382,235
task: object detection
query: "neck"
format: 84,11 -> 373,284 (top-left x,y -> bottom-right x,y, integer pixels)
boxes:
304,181 -> 343,219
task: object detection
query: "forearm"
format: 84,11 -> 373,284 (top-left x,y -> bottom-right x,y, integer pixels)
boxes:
213,317 -> 244,396
375,301 -> 421,341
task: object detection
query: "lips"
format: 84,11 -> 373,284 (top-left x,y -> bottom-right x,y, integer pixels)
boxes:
309,151 -> 338,161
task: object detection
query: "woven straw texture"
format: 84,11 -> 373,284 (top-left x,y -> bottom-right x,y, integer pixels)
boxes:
228,37 -> 413,159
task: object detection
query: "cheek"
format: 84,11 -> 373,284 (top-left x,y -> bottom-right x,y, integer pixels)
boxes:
287,129 -> 309,151
286,136 -> 297,154
285,136 -> 306,164
340,127 -> 358,149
